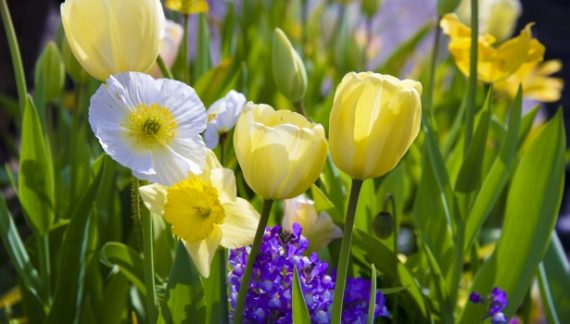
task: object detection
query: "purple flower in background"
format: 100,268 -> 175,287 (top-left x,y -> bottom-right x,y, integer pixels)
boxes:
229,224 -> 389,323
469,287 -> 509,324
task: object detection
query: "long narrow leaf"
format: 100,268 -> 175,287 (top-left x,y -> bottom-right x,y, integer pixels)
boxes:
292,267 -> 311,323
99,242 -> 146,295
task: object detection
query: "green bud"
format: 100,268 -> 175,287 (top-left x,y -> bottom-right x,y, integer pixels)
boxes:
437,0 -> 461,16
272,28 -> 307,103
62,37 -> 89,84
373,211 -> 394,239
362,0 -> 382,18
34,42 -> 65,102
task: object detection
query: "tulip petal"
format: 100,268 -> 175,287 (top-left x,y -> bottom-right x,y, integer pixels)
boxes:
184,226 -> 222,278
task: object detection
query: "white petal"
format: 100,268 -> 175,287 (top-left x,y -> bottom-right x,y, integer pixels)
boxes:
138,184 -> 167,215
112,72 -> 160,107
219,198 -> 260,248
157,78 -> 207,134
204,124 -> 220,149
149,135 -> 207,185
184,226 -> 222,278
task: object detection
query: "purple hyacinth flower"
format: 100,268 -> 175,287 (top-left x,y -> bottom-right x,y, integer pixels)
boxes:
469,292 -> 483,304
491,312 -> 508,324
489,287 -> 508,316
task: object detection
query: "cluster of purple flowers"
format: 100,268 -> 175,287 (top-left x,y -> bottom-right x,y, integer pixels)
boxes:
469,287 -> 509,324
228,224 -> 389,323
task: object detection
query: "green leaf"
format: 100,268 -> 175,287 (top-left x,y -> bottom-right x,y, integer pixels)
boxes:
463,88 -> 522,252
0,195 -> 43,314
48,157 -> 108,324
538,233 -> 570,322
96,274 -> 130,324
292,267 -> 311,323
201,250 -> 229,324
18,95 -> 55,235
367,264 -> 377,324
460,108 -> 566,323
194,59 -> 239,106
99,242 -> 146,295
352,229 -> 430,322
160,242 -> 206,324
311,184 -> 342,222
193,13 -> 212,81
34,41 -> 65,102
518,105 -> 540,147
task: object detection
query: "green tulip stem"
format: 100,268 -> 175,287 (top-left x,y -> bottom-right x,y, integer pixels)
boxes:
234,199 -> 274,324
294,100 -> 306,117
135,179 -> 158,323
465,0 -> 479,155
37,234 -> 51,304
331,179 -> 364,324
425,17 -> 442,127
0,0 -> 27,115
156,55 -> 174,79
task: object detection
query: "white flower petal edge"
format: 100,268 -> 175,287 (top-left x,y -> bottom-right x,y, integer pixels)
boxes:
204,90 -> 246,148
89,71 -> 208,185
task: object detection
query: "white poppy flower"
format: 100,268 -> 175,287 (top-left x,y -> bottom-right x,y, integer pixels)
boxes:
89,71 -> 208,185
203,90 -> 246,149
282,194 -> 342,252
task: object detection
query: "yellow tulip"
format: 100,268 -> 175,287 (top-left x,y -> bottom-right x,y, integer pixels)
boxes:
440,13 -> 544,83
329,72 -> 422,180
495,60 -> 564,103
60,0 -> 165,81
233,103 -> 327,200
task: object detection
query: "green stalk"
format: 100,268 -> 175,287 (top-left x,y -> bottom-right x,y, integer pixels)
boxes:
135,179 -> 157,323
234,199 -> 274,324
425,18 -> 442,126
218,248 -> 229,322
0,0 -> 27,116
37,234 -> 51,305
156,55 -> 174,79
331,179 -> 364,323
182,14 -> 191,84
464,0 -> 479,155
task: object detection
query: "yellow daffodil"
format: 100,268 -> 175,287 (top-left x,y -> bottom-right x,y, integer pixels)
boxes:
440,13 -> 545,83
233,103 -> 328,200
60,0 -> 165,81
139,151 -> 259,278
329,72 -> 422,179
165,0 -> 208,15
282,195 -> 342,252
495,60 -> 564,102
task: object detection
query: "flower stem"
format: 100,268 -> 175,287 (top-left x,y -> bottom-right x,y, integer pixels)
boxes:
234,199 -> 274,324
182,14 -> 191,84
425,17 -> 442,127
331,179 -> 364,323
464,0 -> 479,155
136,179 -> 157,323
156,55 -> 174,79
218,248 -> 229,322
0,0 -> 27,115
37,234 -> 51,305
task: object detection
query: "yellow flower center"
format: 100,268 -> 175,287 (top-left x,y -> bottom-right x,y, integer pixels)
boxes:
124,104 -> 177,150
208,113 -> 218,123
163,177 -> 225,243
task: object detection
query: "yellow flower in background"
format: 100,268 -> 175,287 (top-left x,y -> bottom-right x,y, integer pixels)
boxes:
329,72 -> 422,180
165,0 -> 208,15
282,195 -> 342,252
456,0 -> 522,41
234,103 -> 328,200
139,151 -> 259,278
441,13 -> 545,83
495,60 -> 564,102
60,0 -> 165,81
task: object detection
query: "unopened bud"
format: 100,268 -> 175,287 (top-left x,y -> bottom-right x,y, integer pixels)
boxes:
35,42 -> 65,102
373,211 -> 394,239
272,28 -> 307,103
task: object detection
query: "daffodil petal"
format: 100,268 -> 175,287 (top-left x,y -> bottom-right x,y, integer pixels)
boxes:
139,184 -> 167,215
184,226 -> 222,278
219,198 -> 260,248
209,168 -> 237,203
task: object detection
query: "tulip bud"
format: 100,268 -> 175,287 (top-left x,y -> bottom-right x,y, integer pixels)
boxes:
282,195 -> 342,252
437,0 -> 461,16
272,28 -> 308,103
234,103 -> 327,200
362,0 -> 383,18
456,0 -> 521,41
34,42 -> 65,102
60,0 -> 165,81
329,72 -> 422,179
